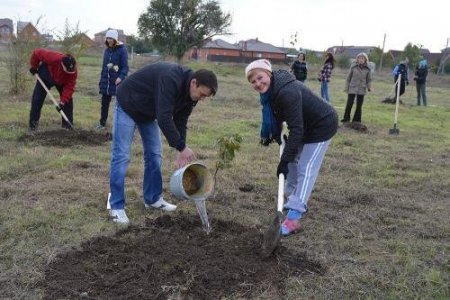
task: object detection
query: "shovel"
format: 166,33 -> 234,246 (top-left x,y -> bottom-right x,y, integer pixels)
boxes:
389,74 -> 401,135
34,73 -> 74,129
261,124 -> 287,258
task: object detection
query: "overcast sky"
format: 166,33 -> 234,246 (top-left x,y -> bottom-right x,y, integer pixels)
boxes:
1,0 -> 448,53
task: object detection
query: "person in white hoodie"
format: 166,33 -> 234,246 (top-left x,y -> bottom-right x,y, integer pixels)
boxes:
97,29 -> 129,130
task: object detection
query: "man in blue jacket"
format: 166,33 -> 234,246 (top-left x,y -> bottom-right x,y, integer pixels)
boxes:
107,62 -> 218,224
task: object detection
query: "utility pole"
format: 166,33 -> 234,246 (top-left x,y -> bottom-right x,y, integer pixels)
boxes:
379,33 -> 386,72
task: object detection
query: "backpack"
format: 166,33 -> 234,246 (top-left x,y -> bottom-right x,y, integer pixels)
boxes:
397,64 -> 407,77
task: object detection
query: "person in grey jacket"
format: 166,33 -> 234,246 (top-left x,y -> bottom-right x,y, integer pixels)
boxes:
341,53 -> 372,124
245,59 -> 338,236
108,62 -> 218,224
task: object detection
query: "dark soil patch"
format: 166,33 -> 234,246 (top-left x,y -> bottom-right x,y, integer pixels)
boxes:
381,96 -> 404,105
43,213 -> 324,299
341,122 -> 368,133
18,129 -> 111,147
239,184 -> 254,192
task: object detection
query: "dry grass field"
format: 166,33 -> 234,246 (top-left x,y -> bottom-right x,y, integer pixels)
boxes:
0,54 -> 449,299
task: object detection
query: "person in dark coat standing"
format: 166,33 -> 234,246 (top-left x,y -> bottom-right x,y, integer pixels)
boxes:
413,57 -> 428,106
107,62 -> 218,224
245,59 -> 338,236
291,52 -> 308,82
97,29 -> 129,130
341,52 -> 372,124
28,48 -> 77,131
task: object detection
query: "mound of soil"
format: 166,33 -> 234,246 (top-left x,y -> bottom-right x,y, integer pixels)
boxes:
43,213 -> 324,299
19,129 -> 111,147
341,122 -> 368,132
381,96 -> 404,105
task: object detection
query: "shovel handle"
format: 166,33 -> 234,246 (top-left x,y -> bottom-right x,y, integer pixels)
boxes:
277,173 -> 285,212
277,122 -> 287,213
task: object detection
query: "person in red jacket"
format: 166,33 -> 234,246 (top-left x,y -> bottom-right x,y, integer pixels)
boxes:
28,48 -> 78,130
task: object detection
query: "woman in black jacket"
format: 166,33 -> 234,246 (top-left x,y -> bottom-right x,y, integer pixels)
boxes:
245,59 -> 338,236
291,52 -> 307,82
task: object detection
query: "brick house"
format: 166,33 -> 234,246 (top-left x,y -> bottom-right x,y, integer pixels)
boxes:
236,38 -> 286,62
17,21 -> 40,41
187,38 -> 240,61
0,18 -> 14,44
78,32 -> 95,48
94,28 -> 127,46
188,38 -> 287,63
326,45 -> 377,58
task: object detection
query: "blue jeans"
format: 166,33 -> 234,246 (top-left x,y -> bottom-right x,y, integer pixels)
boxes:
320,81 -> 330,102
109,102 -> 162,209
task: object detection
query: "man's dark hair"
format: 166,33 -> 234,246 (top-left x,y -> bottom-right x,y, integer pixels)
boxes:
192,69 -> 218,96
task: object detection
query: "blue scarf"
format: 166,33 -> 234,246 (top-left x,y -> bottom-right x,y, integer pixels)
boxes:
260,90 -> 281,140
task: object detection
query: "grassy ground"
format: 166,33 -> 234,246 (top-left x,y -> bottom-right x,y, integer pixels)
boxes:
0,55 -> 449,298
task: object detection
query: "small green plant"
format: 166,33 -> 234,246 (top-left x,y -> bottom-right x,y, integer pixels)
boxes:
213,133 -> 242,193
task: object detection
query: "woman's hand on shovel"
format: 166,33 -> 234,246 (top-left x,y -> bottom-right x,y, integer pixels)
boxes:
277,160 -> 289,177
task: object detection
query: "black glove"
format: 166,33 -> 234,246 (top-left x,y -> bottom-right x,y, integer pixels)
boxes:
277,160 -> 289,177
274,134 -> 288,145
56,102 -> 64,112
29,67 -> 38,75
273,135 -> 282,145
260,137 -> 272,147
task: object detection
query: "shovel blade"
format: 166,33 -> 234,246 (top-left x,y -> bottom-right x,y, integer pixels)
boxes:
261,211 -> 283,258
389,128 -> 400,135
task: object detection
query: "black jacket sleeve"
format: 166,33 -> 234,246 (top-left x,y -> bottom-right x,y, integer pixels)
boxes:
155,73 -> 187,151
276,88 -> 304,162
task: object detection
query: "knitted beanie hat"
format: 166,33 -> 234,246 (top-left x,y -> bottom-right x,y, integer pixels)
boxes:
245,59 -> 272,79
105,29 -> 119,41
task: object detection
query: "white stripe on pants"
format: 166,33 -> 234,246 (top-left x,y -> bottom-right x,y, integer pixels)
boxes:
284,140 -> 331,214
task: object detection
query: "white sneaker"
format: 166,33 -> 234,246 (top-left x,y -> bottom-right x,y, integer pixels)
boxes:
109,209 -> 129,224
145,198 -> 177,212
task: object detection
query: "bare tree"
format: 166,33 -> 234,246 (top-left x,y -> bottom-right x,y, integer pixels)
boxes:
3,18 -> 43,95
56,19 -> 89,58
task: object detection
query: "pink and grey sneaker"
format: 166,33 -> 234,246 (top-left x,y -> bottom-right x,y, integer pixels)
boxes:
281,218 -> 301,236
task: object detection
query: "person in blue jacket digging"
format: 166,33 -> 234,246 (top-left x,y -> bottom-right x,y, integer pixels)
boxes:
97,29 -> 129,130
245,59 -> 338,236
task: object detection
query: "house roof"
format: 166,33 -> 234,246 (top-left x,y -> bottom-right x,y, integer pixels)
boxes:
0,18 -> 13,28
423,53 -> 443,65
236,39 -> 285,54
17,21 -> 30,32
327,46 -> 376,57
202,39 -> 239,50
95,28 -> 125,36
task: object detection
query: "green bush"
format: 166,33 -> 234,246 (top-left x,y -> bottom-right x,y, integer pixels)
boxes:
336,55 -> 351,69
